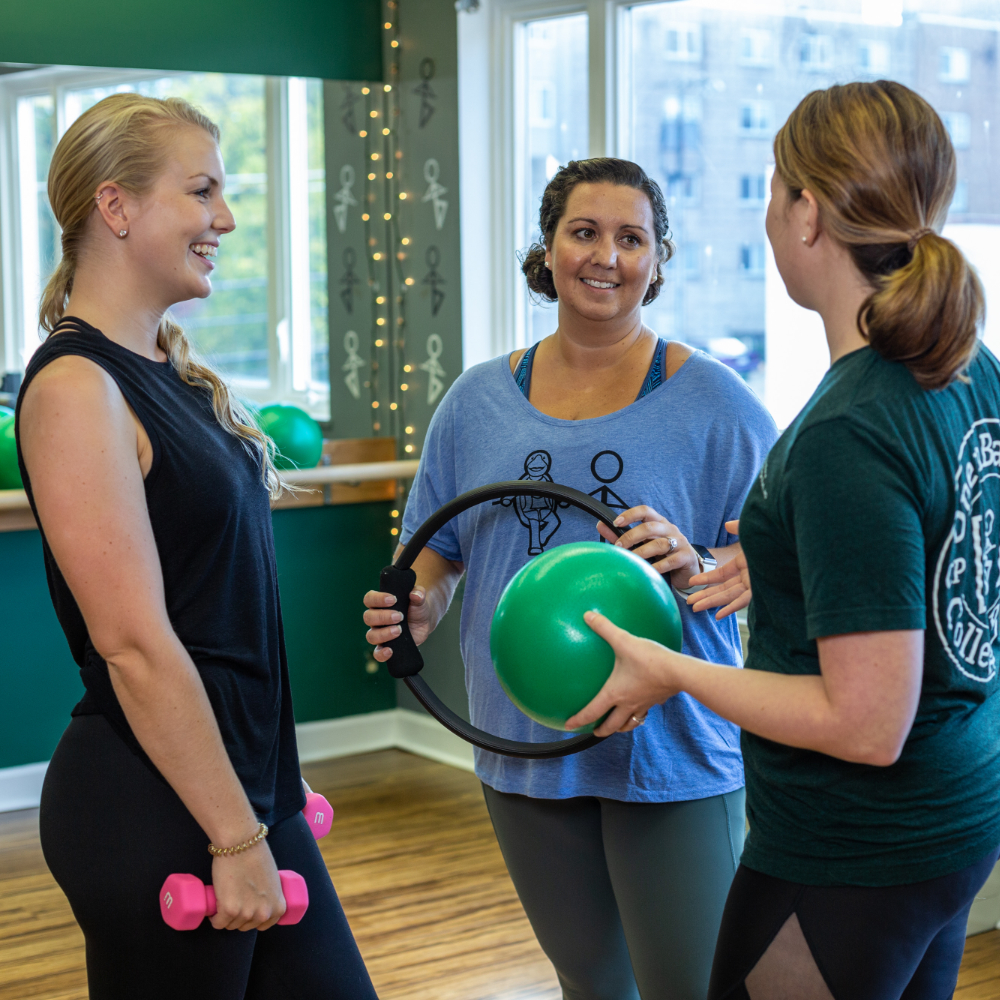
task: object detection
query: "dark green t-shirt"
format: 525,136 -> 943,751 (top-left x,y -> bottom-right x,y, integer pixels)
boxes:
740,345 -> 1000,887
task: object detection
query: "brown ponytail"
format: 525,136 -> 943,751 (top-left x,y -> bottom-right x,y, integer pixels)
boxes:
43,93 -> 282,496
774,81 -> 984,389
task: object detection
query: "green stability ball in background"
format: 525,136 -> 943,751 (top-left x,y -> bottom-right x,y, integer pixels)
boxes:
0,414 -> 21,490
490,541 -> 683,733
258,403 -> 323,471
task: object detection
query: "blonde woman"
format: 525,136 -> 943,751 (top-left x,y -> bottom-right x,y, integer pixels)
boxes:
569,81 -> 1000,1000
15,95 -> 376,998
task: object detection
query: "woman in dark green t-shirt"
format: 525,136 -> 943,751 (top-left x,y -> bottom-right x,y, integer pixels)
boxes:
567,81 -> 1000,1000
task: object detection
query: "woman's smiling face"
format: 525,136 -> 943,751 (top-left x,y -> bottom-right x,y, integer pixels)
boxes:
125,126 -> 236,307
546,181 -> 659,325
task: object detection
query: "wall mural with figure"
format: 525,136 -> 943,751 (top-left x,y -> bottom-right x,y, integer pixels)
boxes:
324,0 -> 462,472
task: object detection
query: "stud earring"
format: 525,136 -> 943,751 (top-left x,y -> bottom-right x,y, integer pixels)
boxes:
119,230 -> 127,238
802,236 -> 807,243
544,261 -> 551,269
95,192 -> 103,204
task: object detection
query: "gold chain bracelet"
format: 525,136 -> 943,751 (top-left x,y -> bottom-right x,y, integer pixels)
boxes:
207,822 -> 269,857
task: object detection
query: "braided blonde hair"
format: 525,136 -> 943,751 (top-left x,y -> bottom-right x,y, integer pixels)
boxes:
42,92 -> 281,496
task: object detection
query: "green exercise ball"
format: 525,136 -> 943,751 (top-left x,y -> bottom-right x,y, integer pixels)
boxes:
258,403 -> 323,471
0,405 -> 13,418
490,541 -> 683,733
0,414 -> 21,490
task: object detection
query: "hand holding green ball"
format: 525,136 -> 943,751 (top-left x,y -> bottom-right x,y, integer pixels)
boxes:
490,541 -> 683,732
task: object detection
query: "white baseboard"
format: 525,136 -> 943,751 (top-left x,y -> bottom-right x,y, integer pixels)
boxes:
296,707 -> 475,772
0,760 -> 48,813
395,707 -> 476,772
0,709 -> 473,815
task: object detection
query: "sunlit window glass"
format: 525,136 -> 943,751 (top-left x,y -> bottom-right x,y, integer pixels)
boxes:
520,14 -> 588,346
16,94 -> 57,366
623,0 -> 1000,427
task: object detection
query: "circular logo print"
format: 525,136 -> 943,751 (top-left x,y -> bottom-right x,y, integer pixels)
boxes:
933,418 -> 1000,683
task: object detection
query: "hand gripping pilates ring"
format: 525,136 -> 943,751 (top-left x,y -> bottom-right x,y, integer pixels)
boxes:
379,481 -> 626,759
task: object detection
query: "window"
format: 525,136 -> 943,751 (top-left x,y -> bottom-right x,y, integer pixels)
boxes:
739,29 -> 773,67
530,81 -> 556,127
801,35 -> 834,71
858,40 -> 891,74
940,47 -> 971,83
0,67 -> 329,417
740,243 -> 766,276
467,0 -> 1000,426
942,111 -> 971,150
951,179 -> 969,214
665,23 -> 702,63
740,174 -> 766,204
517,15 -> 588,347
739,101 -> 772,134
681,242 -> 701,279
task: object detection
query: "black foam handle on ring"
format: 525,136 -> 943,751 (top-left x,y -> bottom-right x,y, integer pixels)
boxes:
380,480 -> 626,759
379,565 -> 424,678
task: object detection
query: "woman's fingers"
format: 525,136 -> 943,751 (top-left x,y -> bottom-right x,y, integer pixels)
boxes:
715,590 -> 751,620
612,505 -> 668,528
688,558 -> 741,588
363,587 -> 425,610
725,519 -> 739,536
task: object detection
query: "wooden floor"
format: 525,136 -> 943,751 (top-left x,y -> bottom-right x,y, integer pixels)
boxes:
0,748 -> 997,999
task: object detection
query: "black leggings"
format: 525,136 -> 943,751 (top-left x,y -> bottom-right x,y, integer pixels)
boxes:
709,847 -> 1000,1000
40,714 -> 377,1000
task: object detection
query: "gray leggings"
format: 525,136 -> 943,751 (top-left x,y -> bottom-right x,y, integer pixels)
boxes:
482,784 -> 745,1000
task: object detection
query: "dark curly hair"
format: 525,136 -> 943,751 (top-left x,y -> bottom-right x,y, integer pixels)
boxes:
520,158 -> 675,306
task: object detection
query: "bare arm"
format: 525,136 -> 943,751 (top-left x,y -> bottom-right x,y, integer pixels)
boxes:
364,544 -> 464,660
21,357 -> 284,930
567,613 -> 923,767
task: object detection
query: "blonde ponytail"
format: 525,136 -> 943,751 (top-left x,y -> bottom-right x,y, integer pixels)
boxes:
43,93 -> 282,496
774,81 -> 985,389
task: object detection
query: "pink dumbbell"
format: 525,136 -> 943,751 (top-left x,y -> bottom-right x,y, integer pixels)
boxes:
303,792 -> 334,839
159,870 -> 309,931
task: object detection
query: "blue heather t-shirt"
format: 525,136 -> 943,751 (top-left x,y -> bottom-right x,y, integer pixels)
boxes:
401,349 -> 778,801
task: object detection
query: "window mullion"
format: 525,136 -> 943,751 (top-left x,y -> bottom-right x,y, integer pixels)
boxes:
265,77 -> 291,400
0,86 -> 20,375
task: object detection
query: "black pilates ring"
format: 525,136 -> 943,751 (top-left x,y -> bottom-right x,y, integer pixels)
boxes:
379,481 -> 626,758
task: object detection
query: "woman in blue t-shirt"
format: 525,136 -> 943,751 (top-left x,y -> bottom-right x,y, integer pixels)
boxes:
570,84 -> 1000,1000
364,158 -> 777,999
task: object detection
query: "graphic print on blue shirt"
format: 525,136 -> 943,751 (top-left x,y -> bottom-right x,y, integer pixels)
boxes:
493,449 -> 571,555
401,350 -> 778,802
589,450 -> 630,512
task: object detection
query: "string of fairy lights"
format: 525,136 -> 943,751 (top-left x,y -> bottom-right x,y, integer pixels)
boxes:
358,1 -> 418,539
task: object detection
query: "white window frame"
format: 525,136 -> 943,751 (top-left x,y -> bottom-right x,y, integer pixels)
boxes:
0,64 -> 327,417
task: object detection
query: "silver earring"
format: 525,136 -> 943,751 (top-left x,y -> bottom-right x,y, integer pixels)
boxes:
119,230 -> 127,238
801,236 -> 807,243
95,192 -> 103,204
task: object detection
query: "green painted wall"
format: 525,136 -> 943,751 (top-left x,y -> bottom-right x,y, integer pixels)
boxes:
272,502 -> 397,722
0,502 -> 397,770
0,530 -> 84,768
0,0 -> 382,81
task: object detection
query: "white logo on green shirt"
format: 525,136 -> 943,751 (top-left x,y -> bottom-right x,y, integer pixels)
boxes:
934,418 -> 1000,683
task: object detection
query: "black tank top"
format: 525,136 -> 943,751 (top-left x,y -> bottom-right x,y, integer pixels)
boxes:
15,317 -> 304,826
